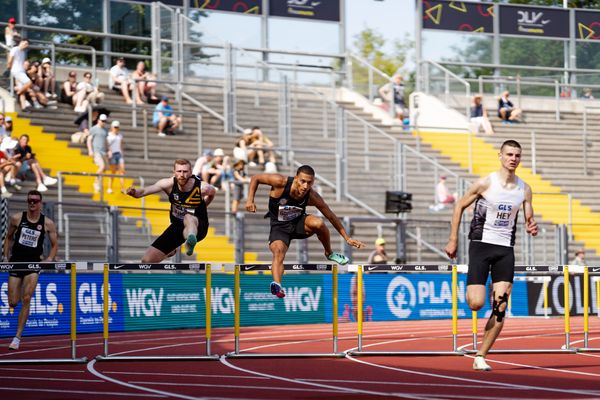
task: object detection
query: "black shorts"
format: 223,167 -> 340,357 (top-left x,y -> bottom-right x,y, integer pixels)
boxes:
467,241 -> 515,285
8,270 -> 40,279
268,215 -> 310,247
151,219 -> 209,255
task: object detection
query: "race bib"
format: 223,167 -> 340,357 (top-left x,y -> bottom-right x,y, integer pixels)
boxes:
18,228 -> 41,248
171,205 -> 194,220
278,205 -> 303,222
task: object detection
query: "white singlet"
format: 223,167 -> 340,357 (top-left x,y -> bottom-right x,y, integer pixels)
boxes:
468,172 -> 525,247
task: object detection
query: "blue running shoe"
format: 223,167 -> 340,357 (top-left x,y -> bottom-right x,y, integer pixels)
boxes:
270,281 -> 285,298
327,252 -> 349,265
185,234 -> 197,256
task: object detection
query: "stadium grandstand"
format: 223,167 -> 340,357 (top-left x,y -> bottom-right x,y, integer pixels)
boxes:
1,1 -> 600,398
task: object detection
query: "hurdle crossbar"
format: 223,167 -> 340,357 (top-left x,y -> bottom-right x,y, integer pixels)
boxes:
466,265 -> 576,355
225,263 -> 345,358
348,264 -> 464,357
576,267 -> 600,352
0,262 -> 88,364
95,263 -> 219,362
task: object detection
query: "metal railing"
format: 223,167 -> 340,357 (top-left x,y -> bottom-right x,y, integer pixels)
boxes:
419,60 -> 471,117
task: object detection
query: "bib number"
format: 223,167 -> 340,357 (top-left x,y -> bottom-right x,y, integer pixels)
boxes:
18,228 -> 41,248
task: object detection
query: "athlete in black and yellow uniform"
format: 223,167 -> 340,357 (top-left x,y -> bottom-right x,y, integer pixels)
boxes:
126,159 -> 215,262
246,165 -> 364,298
2,190 -> 59,350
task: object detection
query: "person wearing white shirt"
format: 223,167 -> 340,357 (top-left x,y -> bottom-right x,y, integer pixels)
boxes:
109,57 -> 133,104
7,38 -> 32,110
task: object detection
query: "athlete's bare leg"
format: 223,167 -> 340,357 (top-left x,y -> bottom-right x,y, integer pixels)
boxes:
141,246 -> 168,263
8,273 -> 39,339
269,240 -> 288,284
469,281 -> 512,357
304,214 -> 333,257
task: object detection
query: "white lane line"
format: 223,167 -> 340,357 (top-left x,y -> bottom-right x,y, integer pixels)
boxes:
0,387 -> 165,397
344,353 -> 600,397
0,367 -> 86,373
219,355 -> 436,400
88,359 -> 257,400
0,375 -> 102,383
129,381 -> 345,393
104,371 -> 269,379
299,378 -> 511,389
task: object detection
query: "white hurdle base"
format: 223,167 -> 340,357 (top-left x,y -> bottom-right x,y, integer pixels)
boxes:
347,350 -> 464,357
0,357 -> 88,364
575,348 -> 600,353
225,352 -> 346,359
95,355 -> 219,362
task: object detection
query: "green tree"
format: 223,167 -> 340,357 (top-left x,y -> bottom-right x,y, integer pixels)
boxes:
350,27 -> 414,98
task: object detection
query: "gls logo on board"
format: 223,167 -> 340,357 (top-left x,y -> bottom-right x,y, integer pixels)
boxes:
0,282 -> 60,316
126,288 -> 164,317
78,283 -> 112,313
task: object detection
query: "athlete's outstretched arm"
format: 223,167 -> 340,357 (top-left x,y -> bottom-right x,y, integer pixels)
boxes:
126,178 -> 172,198
309,191 -> 364,249
245,173 -> 287,213
523,184 -> 538,236
201,181 -> 216,206
45,218 -> 59,261
445,177 -> 489,259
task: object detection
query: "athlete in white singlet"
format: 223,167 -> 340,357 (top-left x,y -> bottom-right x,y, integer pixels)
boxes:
445,140 -> 538,371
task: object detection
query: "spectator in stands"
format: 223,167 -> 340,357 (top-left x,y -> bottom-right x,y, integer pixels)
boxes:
153,96 -> 181,136
192,149 -> 213,177
571,248 -> 586,266
60,71 -> 78,107
131,61 -> 158,104
4,116 -> 13,136
38,58 -> 56,99
74,71 -> 105,112
0,114 -> 7,139
24,62 -> 53,109
429,176 -> 456,212
87,114 -> 109,193
201,147 -> 225,188
106,120 -> 125,194
582,88 -> 594,100
378,74 -> 406,121
367,237 -> 388,264
497,91 -> 522,122
233,128 -> 253,162
109,57 -> 134,104
0,136 -> 21,191
248,127 -> 277,170
470,95 -> 494,136
14,134 -> 57,192
231,158 -> 250,213
7,38 -> 33,111
4,17 -> 19,49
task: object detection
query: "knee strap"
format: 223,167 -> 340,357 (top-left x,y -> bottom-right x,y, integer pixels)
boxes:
491,292 -> 509,322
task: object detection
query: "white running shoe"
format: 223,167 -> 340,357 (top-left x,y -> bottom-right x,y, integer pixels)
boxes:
8,337 -> 20,350
472,356 -> 492,371
37,183 -> 48,192
43,176 -> 58,186
1,191 -> 13,199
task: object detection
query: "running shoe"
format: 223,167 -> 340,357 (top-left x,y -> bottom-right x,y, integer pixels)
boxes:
185,234 -> 197,256
472,356 -> 492,371
270,281 -> 285,298
8,337 -> 20,351
326,252 -> 349,265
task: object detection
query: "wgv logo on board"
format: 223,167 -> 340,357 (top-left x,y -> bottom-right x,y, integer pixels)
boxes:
0,282 -> 60,316
283,287 -> 321,312
126,288 -> 164,317
204,287 -> 234,314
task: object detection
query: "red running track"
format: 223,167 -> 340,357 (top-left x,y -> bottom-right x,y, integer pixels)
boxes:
1,317 -> 600,399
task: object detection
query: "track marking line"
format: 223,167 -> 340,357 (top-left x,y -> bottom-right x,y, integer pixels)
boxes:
0,375 -> 102,383
129,380 -> 349,393
219,355 -> 436,400
299,378 -> 510,389
345,352 -> 600,397
0,387 -> 166,397
0,366 -> 87,373
104,371 -> 269,379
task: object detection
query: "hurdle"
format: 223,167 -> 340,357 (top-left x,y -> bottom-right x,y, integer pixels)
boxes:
348,264 -> 465,356
0,262 -> 88,364
576,266 -> 600,352
225,263 -> 345,358
465,265 -> 576,354
95,263 -> 219,361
